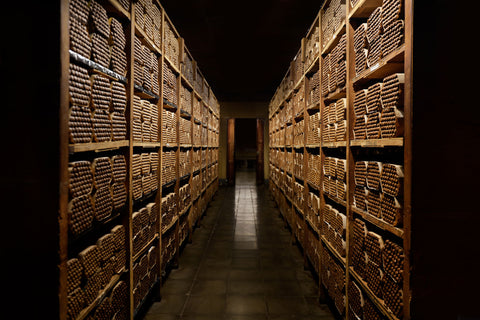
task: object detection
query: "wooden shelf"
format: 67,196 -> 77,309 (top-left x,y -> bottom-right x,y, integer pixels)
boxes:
181,74 -> 194,90
306,216 -> 320,236
350,137 -> 404,147
322,141 -> 347,148
68,140 -> 129,153
133,142 -> 161,148
351,206 -> 404,238
325,194 -> 347,208
353,45 -> 405,86
305,55 -> 320,75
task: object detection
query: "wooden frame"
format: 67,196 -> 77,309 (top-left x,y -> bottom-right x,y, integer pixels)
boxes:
59,0 -> 220,319
268,0 -> 412,318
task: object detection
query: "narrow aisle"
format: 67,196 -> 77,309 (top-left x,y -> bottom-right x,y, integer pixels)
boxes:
144,170 -> 335,320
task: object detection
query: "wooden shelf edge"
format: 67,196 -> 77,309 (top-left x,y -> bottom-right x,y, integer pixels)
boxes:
106,0 -> 131,19
69,140 -> 129,153
350,137 -> 404,147
163,55 -> 181,75
352,45 -> 405,85
351,206 -> 404,238
133,235 -> 159,262
133,142 -> 161,148
322,141 -> 347,148
321,236 -> 347,266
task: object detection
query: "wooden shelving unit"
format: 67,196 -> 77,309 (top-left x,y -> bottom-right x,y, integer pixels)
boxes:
269,0 -> 411,318
60,0 -> 220,319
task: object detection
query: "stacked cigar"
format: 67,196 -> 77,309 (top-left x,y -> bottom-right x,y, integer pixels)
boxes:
293,55 -> 304,85
131,152 -> 159,201
135,0 -> 162,49
162,150 -> 176,185
69,0 -> 91,59
293,119 -> 304,146
294,152 -> 304,179
321,33 -> 347,96
194,70 -> 204,100
382,240 -> 404,317
69,63 -> 128,143
285,125 -> 293,146
162,109 -> 177,146
164,20 -> 180,68
323,157 -> 347,202
348,280 -> 364,319
307,112 -> 321,145
306,191 -> 321,230
354,74 -> 404,140
181,85 -> 193,114
193,149 -> 202,171
68,63 -> 92,143
193,123 -> 202,146
201,149 -> 207,168
307,70 -> 321,107
305,27 -> 320,68
68,161 -> 95,236
161,227 -> 176,271
92,157 -> 113,222
322,98 -> 347,143
307,153 -> 321,187
163,63 -> 178,105
191,173 -> 201,200
111,155 -> 127,212
354,0 -> 404,76
179,184 -> 192,214
161,192 -> 177,230
133,246 -> 159,311
322,204 -> 347,257
179,215 -> 189,245
350,219 -> 404,317
67,225 -> 126,319
89,0 -> 111,68
109,17 -> 127,76
192,96 -> 200,122
132,202 -> 158,257
179,117 -> 191,145
321,0 -> 346,49
305,226 -> 320,268
285,151 -> 294,174
201,126 -> 208,146
354,160 -> 403,226
182,50 -> 195,84
321,244 -> 346,315
179,150 -> 192,177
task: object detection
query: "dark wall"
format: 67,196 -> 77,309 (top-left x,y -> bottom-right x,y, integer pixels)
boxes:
0,1 -> 61,318
411,1 -> 480,318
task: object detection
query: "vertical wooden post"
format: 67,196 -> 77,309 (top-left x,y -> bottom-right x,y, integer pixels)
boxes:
227,118 -> 235,185
256,118 -> 264,185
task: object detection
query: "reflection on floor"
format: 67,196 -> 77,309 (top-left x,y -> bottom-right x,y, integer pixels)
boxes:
144,170 -> 335,320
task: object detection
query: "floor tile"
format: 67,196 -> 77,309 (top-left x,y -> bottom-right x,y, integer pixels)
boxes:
142,170 -> 334,320
226,295 -> 267,315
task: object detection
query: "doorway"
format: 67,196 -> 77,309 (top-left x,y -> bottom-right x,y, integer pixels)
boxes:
226,118 -> 264,185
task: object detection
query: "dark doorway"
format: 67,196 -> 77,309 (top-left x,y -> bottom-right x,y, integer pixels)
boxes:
234,118 -> 257,171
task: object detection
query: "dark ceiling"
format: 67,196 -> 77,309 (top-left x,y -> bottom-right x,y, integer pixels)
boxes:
161,0 -> 325,102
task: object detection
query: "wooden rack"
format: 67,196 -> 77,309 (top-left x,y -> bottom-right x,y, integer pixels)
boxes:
60,0 -> 220,319
269,0 -> 411,318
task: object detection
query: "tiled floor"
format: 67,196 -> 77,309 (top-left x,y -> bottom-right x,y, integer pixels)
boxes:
144,170 -> 335,320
